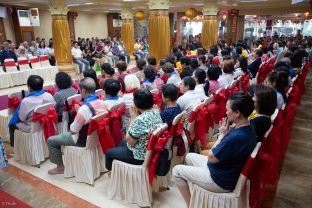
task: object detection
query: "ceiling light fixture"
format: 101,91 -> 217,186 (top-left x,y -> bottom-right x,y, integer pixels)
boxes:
68,4 -> 80,7
85,3 -> 94,5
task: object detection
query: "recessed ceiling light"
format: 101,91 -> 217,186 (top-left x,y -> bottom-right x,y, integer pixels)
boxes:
109,8 -> 122,11
85,3 -> 94,5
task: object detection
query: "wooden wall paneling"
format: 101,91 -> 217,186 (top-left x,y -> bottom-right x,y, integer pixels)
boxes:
0,18 -> 6,42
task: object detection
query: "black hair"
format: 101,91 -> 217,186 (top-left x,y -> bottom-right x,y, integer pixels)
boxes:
260,46 -> 268,54
207,64 -> 221,80
198,55 -> 206,64
210,45 -> 218,56
73,41 -> 78,45
238,56 -> 248,73
166,53 -> 177,67
27,75 -> 44,91
190,58 -> 199,70
55,72 -> 73,89
104,79 -> 120,96
147,56 -> 157,66
162,84 -> 178,102
133,88 -> 154,109
253,84 -> 277,116
255,49 -> 263,57
182,76 -> 196,90
143,65 -> 156,82
221,50 -> 229,56
159,59 -> 166,66
83,69 -> 100,89
195,69 -> 206,84
180,56 -> 190,66
136,59 -> 147,70
274,61 -> 289,69
101,63 -> 115,75
236,47 -> 242,55
229,92 -> 254,118
268,71 -> 288,103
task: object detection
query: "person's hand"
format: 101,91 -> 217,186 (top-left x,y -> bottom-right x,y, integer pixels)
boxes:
129,104 -> 138,118
218,117 -> 229,138
74,104 -> 80,112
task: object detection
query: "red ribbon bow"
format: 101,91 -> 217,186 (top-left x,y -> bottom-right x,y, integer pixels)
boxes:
32,108 -> 58,141
88,117 -> 115,153
45,88 -> 55,96
108,105 -> 126,146
8,96 -> 21,112
241,74 -> 250,94
189,106 -> 208,148
147,130 -> 171,186
170,121 -> 184,137
64,99 -> 82,114
206,92 -> 227,124
72,84 -> 79,91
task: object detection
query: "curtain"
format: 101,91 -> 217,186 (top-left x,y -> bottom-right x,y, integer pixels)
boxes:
121,20 -> 134,55
201,16 -> 218,50
148,12 -> 170,62
52,16 -> 72,65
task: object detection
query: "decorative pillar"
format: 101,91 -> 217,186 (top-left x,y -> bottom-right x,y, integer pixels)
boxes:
120,10 -> 134,55
236,15 -> 245,41
201,6 -> 218,50
148,0 -> 170,62
49,0 -> 74,72
226,9 -> 239,46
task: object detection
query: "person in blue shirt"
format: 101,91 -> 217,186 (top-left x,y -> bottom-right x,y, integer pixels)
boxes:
0,41 -> 17,65
172,92 -> 256,207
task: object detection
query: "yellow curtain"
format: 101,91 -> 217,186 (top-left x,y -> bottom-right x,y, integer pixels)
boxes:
148,12 -> 170,62
52,16 -> 72,65
121,20 -> 134,55
201,16 -> 218,50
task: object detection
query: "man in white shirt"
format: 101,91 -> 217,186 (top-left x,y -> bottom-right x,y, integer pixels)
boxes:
72,41 -> 89,73
177,76 -> 203,121
104,41 -> 118,67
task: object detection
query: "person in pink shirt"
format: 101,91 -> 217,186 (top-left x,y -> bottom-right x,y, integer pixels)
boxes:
205,64 -> 221,95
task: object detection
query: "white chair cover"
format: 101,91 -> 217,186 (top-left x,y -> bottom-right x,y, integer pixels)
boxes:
18,57 -> 31,71
0,110 -> 9,142
29,56 -> 42,69
14,103 -> 54,165
56,111 -> 68,134
108,124 -> 169,207
63,113 -> 106,185
0,73 -> 13,89
108,160 -> 153,207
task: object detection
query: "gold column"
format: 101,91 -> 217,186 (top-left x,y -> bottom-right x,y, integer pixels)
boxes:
201,6 -> 218,50
148,0 -> 170,62
121,10 -> 134,55
49,0 -> 74,72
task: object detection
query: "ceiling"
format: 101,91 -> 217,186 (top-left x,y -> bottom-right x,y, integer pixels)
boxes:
0,0 -> 309,15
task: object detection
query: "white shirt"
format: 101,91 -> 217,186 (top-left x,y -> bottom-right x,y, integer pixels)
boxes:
120,93 -> 134,130
104,46 -> 113,56
194,84 -> 207,101
218,74 -> 234,89
72,47 -> 82,59
167,73 -> 182,87
177,90 -> 203,121
103,98 -> 121,109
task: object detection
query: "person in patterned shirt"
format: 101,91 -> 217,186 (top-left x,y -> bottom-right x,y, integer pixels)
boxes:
105,88 -> 163,171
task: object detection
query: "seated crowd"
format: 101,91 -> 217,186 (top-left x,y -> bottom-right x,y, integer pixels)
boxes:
6,33 -> 310,207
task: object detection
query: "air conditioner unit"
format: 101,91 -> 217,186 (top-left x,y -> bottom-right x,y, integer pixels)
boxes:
17,8 -> 40,27
29,8 -> 40,26
18,9 -> 31,26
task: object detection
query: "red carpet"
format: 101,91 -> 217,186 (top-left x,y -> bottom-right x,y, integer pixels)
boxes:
0,189 -> 32,208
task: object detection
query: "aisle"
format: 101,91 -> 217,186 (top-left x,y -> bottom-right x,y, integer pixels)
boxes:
274,70 -> 312,207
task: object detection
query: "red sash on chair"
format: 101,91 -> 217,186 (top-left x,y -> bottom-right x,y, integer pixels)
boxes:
45,88 -> 55,96
30,57 -> 40,63
40,55 -> 49,62
257,64 -> 267,84
88,117 -> 115,153
18,59 -> 29,65
147,130 -> 171,186
4,61 -> 16,67
32,108 -> 58,141
63,99 -> 82,115
170,121 -> 185,156
8,96 -> 21,112
241,74 -> 250,94
109,105 -> 126,146
189,106 -> 208,148
206,91 -> 227,124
